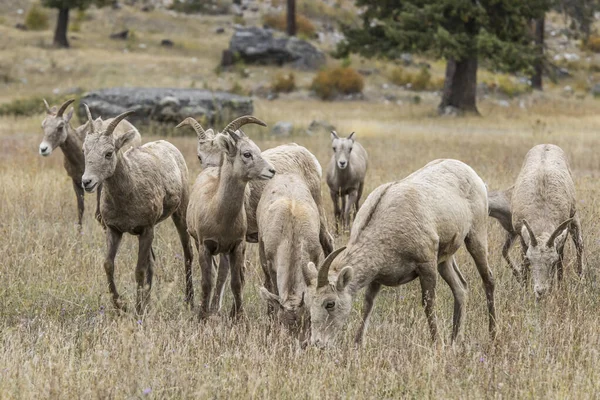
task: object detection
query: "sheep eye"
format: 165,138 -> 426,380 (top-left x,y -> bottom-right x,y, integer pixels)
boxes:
332,147 -> 336,152
105,152 -> 113,159
197,155 -> 202,162
243,151 -> 252,159
325,301 -> 335,310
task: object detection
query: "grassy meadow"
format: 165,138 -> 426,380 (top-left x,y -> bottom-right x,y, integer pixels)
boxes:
3,2 -> 600,398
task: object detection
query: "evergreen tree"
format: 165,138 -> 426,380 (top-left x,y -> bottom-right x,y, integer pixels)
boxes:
42,0 -> 109,48
337,0 -> 550,114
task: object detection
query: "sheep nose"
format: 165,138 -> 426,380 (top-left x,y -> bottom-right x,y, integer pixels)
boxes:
40,145 -> 48,152
268,168 -> 276,175
82,179 -> 93,188
339,161 -> 347,167
534,285 -> 548,299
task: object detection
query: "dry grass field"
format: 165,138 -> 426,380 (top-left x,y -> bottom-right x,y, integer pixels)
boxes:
3,2 -> 600,399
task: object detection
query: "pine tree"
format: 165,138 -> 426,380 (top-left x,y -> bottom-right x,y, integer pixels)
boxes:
42,0 -> 110,48
337,0 -> 550,114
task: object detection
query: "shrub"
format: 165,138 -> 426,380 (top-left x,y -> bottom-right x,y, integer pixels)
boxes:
311,66 -> 364,100
271,73 -> 296,93
485,76 -> 531,98
584,35 -> 600,53
24,3 -> 49,31
263,13 -> 316,37
389,66 -> 433,90
70,9 -> 86,33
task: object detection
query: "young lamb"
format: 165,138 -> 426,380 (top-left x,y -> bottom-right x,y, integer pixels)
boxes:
488,144 -> 584,298
81,105 -> 193,313
304,159 -> 496,348
39,99 -> 141,226
258,173 -> 323,342
185,116 -> 275,319
326,130 -> 368,233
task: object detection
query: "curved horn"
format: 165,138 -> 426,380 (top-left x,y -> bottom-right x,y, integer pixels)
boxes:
83,104 -> 95,134
317,246 -> 347,288
56,99 -> 75,117
43,99 -> 52,114
522,219 -> 538,247
222,116 -> 267,135
176,117 -> 207,140
105,110 -> 135,136
348,132 -> 355,140
546,218 -> 573,247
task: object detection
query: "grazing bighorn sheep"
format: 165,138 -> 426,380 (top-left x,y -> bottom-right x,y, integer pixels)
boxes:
488,144 -> 584,298
257,174 -> 323,342
39,99 -> 141,226
304,159 -> 496,348
81,105 -> 193,313
185,116 -> 275,319
177,118 -> 333,256
326,131 -> 368,233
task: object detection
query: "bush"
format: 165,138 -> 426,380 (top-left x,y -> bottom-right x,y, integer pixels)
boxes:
389,66 -> 433,90
271,73 -> 296,93
263,13 -> 316,38
311,66 -> 364,100
584,35 -> 600,53
24,3 -> 49,31
484,76 -> 531,98
70,9 -> 86,33
0,95 -> 79,117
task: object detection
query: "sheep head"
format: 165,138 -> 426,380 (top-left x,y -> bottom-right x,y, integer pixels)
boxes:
521,218 -> 572,298
260,288 -> 311,343
303,247 -> 352,348
39,99 -> 75,156
81,104 -> 136,193
176,117 -> 220,168
330,130 -> 355,170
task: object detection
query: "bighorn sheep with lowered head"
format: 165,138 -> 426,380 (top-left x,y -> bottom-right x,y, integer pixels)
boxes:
258,173 -> 323,342
177,118 -> 333,256
81,105 -> 193,313
304,159 -> 496,348
39,99 -> 141,226
185,116 -> 275,319
488,144 -> 584,298
326,130 -> 368,233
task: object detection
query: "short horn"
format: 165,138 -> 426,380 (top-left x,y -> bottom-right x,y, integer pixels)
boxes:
43,99 -> 52,114
56,99 -> 75,117
83,104 -> 95,134
546,218 -> 573,247
105,110 -> 135,136
222,115 -> 267,135
522,219 -> 538,247
176,117 -> 207,140
317,246 -> 347,288
348,132 -> 355,140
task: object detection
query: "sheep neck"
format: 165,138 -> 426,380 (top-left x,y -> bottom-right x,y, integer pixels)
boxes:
103,155 -> 133,197
336,247 -> 376,298
59,124 -> 84,174
215,157 -> 248,222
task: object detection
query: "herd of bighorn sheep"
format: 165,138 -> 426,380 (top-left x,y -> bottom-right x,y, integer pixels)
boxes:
39,99 -> 586,348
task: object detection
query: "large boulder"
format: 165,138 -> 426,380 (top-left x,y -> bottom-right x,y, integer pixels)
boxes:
228,26 -> 326,70
78,88 -> 254,126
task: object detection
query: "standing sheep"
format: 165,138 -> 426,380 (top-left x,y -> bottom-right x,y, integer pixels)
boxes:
304,159 -> 496,348
81,106 -> 193,313
186,116 -> 275,319
488,144 -> 584,297
258,173 -> 323,342
39,99 -> 141,226
326,130 -> 368,233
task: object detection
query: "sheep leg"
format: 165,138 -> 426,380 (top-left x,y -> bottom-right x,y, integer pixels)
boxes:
104,227 -> 124,310
345,189 -> 358,229
135,227 -> 154,315
418,262 -> 438,342
519,237 -> 531,283
556,242 -> 566,285
210,255 -> 229,314
171,211 -> 194,306
229,242 -> 246,320
72,179 -> 84,227
570,215 -> 585,278
258,240 -> 275,318
354,281 -> 382,346
341,194 -> 348,231
465,231 -> 497,340
438,258 -> 468,343
95,184 -> 105,227
502,232 -> 524,284
198,245 -> 214,320
354,182 -> 364,218
330,188 -> 341,234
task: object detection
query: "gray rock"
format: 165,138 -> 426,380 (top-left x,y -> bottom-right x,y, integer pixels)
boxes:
400,53 -> 412,66
78,88 -> 254,126
591,83 -> 600,97
215,27 -> 225,34
306,120 -> 335,135
229,26 -> 325,70
271,121 -> 294,136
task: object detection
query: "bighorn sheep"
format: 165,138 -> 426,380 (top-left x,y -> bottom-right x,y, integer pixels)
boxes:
39,99 -> 141,226
326,131 -> 368,233
304,159 -> 496,347
185,116 -> 275,319
488,144 -> 584,298
258,174 -> 323,342
177,118 -> 333,256
81,105 -> 193,313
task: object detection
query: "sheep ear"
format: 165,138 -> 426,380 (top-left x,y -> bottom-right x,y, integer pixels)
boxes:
64,107 -> 74,123
259,287 -> 282,308
115,129 -> 138,151
521,225 -> 531,247
330,130 -> 339,140
215,134 -> 236,156
553,229 -> 569,249
336,266 -> 353,292
303,262 -> 318,286
347,132 -> 355,141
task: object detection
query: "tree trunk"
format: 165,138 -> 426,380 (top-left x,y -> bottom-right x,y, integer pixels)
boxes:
438,57 -> 479,115
286,0 -> 296,36
53,8 -> 70,48
531,16 -> 544,90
